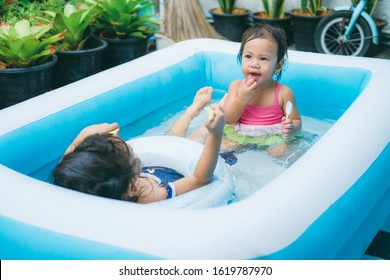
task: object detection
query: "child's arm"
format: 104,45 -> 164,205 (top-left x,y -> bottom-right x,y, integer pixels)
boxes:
171,104 -> 226,195
223,78 -> 257,124
64,123 -> 119,155
280,88 -> 302,138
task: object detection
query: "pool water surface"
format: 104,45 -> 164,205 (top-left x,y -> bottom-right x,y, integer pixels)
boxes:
138,97 -> 337,202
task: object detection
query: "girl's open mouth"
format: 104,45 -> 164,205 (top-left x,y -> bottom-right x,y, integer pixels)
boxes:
249,73 -> 260,81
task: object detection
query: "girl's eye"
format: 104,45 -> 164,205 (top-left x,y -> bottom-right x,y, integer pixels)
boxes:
260,57 -> 268,61
244,54 -> 252,59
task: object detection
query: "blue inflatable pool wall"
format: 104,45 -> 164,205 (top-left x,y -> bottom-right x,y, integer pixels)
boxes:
0,39 -> 389,259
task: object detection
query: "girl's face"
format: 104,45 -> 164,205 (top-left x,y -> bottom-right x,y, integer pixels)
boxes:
241,38 -> 283,85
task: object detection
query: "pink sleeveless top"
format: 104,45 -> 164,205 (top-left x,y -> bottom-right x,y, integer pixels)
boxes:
238,83 -> 284,125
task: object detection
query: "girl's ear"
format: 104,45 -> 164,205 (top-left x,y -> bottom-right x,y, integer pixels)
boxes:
123,182 -> 139,202
274,58 -> 284,74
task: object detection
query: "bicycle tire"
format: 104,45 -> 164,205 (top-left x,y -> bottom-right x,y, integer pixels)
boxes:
315,11 -> 373,57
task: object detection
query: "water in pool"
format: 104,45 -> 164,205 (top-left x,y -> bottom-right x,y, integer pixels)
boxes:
31,97 -> 336,202
137,100 -> 336,202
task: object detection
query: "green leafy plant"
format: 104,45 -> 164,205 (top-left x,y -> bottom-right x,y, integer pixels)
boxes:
86,0 -> 160,39
261,0 -> 285,19
217,0 -> 236,14
300,0 -> 327,16
0,19 -> 65,68
0,0 -> 65,25
40,1 -> 100,51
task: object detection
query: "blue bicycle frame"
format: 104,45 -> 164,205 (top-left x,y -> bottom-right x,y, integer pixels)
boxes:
335,0 -> 379,45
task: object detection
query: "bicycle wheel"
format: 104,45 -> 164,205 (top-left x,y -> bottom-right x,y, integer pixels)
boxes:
315,11 -> 373,56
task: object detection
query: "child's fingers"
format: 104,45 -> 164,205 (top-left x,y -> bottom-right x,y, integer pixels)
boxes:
204,104 -> 225,125
244,77 -> 257,88
205,107 -> 216,121
108,123 -> 120,134
208,104 -> 224,118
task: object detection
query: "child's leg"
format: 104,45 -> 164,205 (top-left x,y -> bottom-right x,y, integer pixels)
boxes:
266,142 -> 290,158
187,125 -> 208,143
220,136 -> 243,152
166,87 -> 212,137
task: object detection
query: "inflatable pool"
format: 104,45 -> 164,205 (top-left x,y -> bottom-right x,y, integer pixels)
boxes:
0,39 -> 389,259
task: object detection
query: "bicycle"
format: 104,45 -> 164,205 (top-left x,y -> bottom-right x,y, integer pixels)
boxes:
314,0 -> 379,56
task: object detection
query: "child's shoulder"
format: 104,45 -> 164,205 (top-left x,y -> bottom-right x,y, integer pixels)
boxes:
227,79 -> 242,91
278,83 -> 294,96
277,83 -> 296,104
230,79 -> 243,86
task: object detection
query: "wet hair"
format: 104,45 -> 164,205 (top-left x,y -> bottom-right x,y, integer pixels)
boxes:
237,24 -> 288,81
52,133 -> 141,201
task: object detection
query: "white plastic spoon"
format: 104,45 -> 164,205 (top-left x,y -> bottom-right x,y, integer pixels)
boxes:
286,101 -> 293,120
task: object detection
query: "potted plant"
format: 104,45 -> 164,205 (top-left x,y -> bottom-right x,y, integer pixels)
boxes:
86,0 -> 161,69
209,0 -> 250,42
0,0 -> 66,25
290,0 -> 332,52
251,0 -> 293,45
40,0 -> 108,88
0,19 -> 64,109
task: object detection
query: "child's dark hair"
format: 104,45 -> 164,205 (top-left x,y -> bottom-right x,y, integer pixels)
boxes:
53,133 -> 141,201
237,24 -> 288,81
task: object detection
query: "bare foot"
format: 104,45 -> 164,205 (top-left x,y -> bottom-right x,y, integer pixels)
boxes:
166,87 -> 212,138
186,86 -> 212,118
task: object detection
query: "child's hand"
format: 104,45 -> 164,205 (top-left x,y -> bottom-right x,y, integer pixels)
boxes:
281,117 -> 294,138
238,77 -> 257,103
79,123 -> 119,139
204,104 -> 226,134
65,123 -> 119,155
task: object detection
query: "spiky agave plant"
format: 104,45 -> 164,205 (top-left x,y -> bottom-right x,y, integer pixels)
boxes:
300,0 -> 327,16
261,0 -> 285,18
218,0 -> 236,14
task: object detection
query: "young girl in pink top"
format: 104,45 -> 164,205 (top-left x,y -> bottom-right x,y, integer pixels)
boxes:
221,24 -> 302,156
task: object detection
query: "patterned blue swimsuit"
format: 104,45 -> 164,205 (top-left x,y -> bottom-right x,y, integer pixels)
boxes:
141,166 -> 184,199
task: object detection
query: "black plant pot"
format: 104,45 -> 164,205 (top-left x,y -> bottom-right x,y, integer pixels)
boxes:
52,38 -> 107,89
290,11 -> 323,52
210,8 -> 250,42
0,55 -> 57,109
100,36 -> 148,70
251,12 -> 294,45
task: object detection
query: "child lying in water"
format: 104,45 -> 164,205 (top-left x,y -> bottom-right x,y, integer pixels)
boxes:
53,87 -> 226,203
